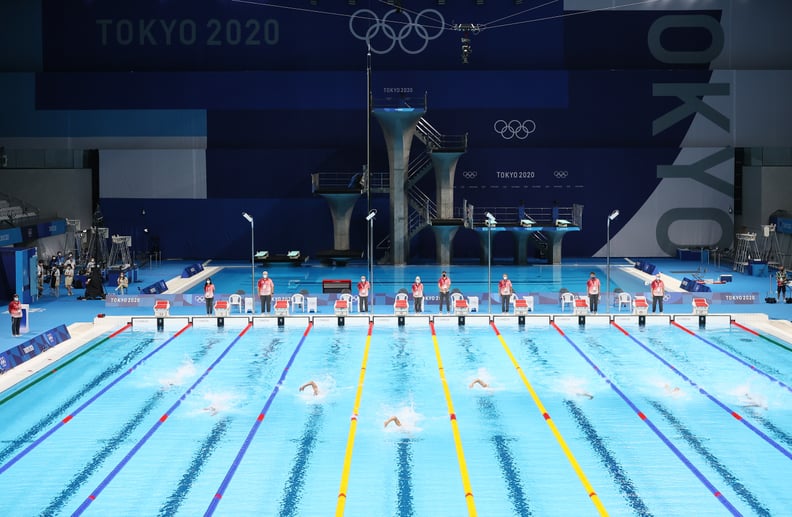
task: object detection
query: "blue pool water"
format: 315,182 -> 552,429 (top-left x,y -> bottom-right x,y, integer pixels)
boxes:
1,317 -> 790,515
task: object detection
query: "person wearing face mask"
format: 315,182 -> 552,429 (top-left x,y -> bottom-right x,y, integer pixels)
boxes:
412,276 -> 424,313
586,272 -> 601,314
499,273 -> 513,313
437,271 -> 451,314
257,270 -> 274,314
204,278 -> 216,315
9,293 -> 22,337
357,275 -> 370,312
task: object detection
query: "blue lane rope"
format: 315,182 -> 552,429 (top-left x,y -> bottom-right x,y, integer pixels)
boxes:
614,321 -> 792,461
551,322 -> 742,516
72,323 -> 253,515
0,323 -> 192,477
205,321 -> 314,516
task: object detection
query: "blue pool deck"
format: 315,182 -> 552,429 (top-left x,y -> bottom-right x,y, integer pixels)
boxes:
2,256 -> 792,393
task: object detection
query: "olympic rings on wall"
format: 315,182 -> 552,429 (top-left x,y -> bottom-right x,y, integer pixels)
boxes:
349,9 -> 445,54
493,119 -> 536,140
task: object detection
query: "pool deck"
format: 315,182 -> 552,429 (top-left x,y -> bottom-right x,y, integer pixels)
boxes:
3,257 -> 792,394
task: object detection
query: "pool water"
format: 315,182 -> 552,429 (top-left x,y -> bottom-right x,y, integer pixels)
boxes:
0,317 -> 790,516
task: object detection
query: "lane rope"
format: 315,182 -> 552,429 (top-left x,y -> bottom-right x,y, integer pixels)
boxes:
0,323 -> 132,406
73,322 -> 253,515
335,320 -> 374,516
672,321 -> 792,394
491,321 -> 608,516
551,321 -> 741,516
205,321 -> 314,515
430,321 -> 477,517
731,319 -> 792,354
0,322 -> 191,477
612,321 -> 792,461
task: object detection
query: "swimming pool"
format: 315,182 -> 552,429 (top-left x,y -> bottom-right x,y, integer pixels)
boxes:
0,315 -> 790,515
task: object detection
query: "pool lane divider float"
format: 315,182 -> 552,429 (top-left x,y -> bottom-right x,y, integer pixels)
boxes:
731,320 -> 792,354
206,321 -> 314,516
74,322 -> 254,515
673,321 -> 792,395
335,321 -> 374,517
429,321 -> 477,517
550,321 -> 742,516
490,322 -> 608,516
0,323 -> 132,406
612,321 -> 792,461
0,322 -> 192,478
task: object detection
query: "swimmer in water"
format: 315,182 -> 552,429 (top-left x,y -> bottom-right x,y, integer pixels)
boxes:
203,406 -> 218,416
469,378 -> 489,389
384,416 -> 402,428
664,384 -> 680,394
576,392 -> 594,399
299,381 -> 319,396
741,393 -> 767,410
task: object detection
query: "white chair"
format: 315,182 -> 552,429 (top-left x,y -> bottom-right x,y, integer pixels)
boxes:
290,293 -> 305,313
467,296 -> 479,313
560,291 -> 575,312
306,296 -> 318,313
394,292 -> 409,316
616,292 -> 632,312
228,293 -> 243,313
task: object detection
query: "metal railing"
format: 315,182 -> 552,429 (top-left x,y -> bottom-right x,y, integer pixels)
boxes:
457,204 -> 583,227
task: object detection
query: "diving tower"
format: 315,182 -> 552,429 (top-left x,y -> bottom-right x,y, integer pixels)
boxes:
372,105 -> 425,265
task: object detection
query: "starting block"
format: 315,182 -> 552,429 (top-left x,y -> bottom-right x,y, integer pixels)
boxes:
274,299 -> 289,316
633,296 -> 649,315
692,297 -> 709,315
555,218 -> 571,228
454,299 -> 469,316
573,298 -> 589,315
514,298 -> 531,315
334,299 -> 349,317
154,299 -> 170,317
394,298 -> 408,316
520,217 -> 535,227
214,300 -> 229,317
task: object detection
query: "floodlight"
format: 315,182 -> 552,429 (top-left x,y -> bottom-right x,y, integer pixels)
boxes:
242,212 -> 253,223
366,209 -> 377,221
608,210 -> 620,221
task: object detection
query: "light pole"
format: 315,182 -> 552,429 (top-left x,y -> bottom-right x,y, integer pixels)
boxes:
242,212 -> 255,310
485,212 -> 497,314
366,209 -> 376,310
606,209 -> 619,313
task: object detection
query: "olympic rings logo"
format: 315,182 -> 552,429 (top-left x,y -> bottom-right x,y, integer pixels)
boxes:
462,170 -> 477,180
553,170 -> 568,179
349,9 -> 445,55
493,119 -> 536,140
